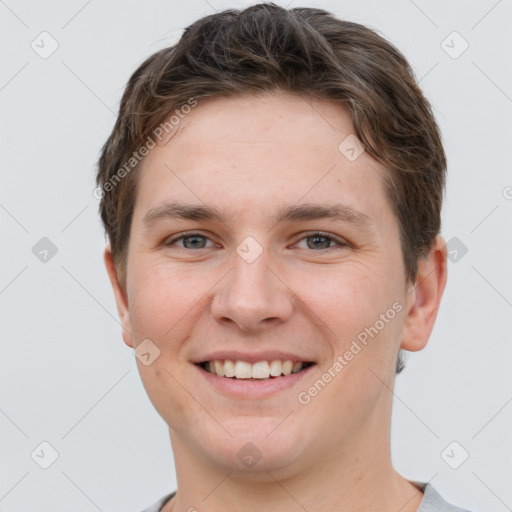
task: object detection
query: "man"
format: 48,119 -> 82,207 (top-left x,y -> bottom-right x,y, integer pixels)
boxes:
96,3 -> 474,511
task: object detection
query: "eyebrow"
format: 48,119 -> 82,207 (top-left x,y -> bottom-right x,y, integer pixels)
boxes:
142,201 -> 373,229
273,203 -> 372,226
143,202 -> 229,228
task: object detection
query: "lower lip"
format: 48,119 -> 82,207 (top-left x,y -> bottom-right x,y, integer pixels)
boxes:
194,363 -> 315,399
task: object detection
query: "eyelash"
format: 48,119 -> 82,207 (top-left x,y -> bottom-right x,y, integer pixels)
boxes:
164,231 -> 348,251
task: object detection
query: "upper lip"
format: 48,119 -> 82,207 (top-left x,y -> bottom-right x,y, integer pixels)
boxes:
192,350 -> 315,364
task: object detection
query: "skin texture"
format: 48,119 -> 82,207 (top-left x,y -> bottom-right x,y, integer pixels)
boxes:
104,91 -> 447,512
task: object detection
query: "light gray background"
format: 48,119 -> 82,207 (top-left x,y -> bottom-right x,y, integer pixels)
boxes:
1,0 -> 511,510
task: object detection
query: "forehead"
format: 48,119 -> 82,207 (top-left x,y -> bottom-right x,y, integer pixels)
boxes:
133,91 -> 394,229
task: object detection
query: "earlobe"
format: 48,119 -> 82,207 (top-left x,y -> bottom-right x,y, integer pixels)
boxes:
400,236 -> 448,352
103,245 -> 134,348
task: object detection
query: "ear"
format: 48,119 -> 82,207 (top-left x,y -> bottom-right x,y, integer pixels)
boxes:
400,236 -> 448,352
103,244 -> 134,348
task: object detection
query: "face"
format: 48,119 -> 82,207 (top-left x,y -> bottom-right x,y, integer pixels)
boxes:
106,91 -> 434,475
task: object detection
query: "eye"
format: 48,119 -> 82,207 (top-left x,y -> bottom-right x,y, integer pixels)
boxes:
164,232 -> 215,250
163,231 -> 349,252
295,231 -> 348,251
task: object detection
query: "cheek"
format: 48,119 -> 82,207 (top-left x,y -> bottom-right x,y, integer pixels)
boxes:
292,261 -> 404,370
137,363 -> 192,434
128,258 -> 206,341
296,263 -> 390,332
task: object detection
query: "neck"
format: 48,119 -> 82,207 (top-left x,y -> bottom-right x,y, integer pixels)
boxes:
164,387 -> 424,512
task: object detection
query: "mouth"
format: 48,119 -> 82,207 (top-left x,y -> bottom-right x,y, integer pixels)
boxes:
197,359 -> 315,380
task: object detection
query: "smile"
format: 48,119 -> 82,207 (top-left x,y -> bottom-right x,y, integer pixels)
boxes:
199,359 -> 314,380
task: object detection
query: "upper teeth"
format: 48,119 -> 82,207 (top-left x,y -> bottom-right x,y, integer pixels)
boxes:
206,360 -> 304,379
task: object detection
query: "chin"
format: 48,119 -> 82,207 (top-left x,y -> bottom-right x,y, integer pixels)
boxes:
198,419 -> 309,475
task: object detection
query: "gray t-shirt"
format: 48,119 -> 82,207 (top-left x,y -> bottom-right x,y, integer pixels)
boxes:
140,482 -> 475,512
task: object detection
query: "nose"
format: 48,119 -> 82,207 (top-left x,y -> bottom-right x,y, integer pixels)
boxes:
210,247 -> 294,333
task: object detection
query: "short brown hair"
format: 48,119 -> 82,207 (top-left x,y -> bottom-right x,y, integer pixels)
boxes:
96,2 -> 446,374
